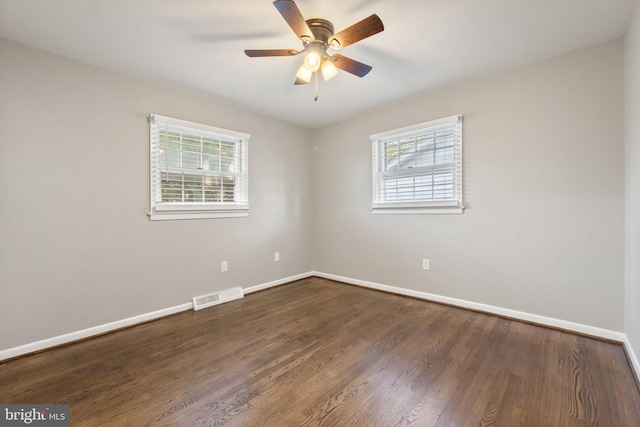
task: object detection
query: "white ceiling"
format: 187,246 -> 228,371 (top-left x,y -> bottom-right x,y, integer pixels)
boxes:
0,0 -> 636,128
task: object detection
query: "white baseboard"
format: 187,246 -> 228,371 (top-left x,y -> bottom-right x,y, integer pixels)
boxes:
0,303 -> 193,362
244,271 -> 314,294
4,270 -> 638,385
623,335 -> 640,383
312,271 -> 628,343
0,272 -> 314,362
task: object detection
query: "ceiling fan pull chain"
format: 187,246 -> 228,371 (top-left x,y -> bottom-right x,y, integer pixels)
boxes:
314,71 -> 319,101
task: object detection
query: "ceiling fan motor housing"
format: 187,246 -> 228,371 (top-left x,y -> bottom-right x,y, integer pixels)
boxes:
306,18 -> 335,44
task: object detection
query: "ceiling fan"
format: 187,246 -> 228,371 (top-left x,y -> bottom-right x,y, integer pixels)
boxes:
245,0 -> 384,99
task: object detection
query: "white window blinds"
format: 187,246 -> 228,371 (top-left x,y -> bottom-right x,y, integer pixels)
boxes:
371,115 -> 463,214
149,114 -> 249,220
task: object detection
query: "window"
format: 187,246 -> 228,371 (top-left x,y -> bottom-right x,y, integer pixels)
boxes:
149,114 -> 249,220
371,115 -> 463,214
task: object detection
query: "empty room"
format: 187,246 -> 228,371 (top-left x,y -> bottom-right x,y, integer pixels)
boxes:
2,0 -> 640,425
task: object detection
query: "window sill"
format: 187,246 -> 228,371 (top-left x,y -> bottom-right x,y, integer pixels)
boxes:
372,202 -> 464,215
148,209 -> 249,221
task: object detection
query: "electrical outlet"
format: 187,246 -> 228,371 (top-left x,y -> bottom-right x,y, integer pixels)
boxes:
274,252 -> 280,262
422,259 -> 430,270
221,261 -> 228,272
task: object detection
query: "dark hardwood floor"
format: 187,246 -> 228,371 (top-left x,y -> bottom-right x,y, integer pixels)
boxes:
2,277 -> 639,426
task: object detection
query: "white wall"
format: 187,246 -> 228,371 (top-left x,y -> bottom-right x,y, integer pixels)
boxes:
312,40 -> 626,331
625,1 -> 640,365
0,39 -> 313,351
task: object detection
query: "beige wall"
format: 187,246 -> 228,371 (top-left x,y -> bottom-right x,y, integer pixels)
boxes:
0,35 -> 631,355
312,39 -> 626,330
625,1 -> 640,363
0,39 -> 313,350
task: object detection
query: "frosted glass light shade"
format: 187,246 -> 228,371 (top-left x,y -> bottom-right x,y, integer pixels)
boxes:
296,65 -> 313,83
321,59 -> 338,80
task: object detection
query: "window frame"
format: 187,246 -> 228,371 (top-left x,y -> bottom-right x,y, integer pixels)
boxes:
371,114 -> 464,215
148,114 -> 250,221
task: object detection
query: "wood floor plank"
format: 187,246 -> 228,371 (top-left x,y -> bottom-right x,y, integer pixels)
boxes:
1,277 -> 639,426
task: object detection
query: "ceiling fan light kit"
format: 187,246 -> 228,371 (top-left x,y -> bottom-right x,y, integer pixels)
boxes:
245,0 -> 384,101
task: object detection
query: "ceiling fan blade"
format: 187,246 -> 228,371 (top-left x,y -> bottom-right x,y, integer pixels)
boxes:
332,54 -> 373,77
273,0 -> 314,41
330,14 -> 384,49
244,49 -> 299,57
294,77 -> 310,85
197,31 -> 284,43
